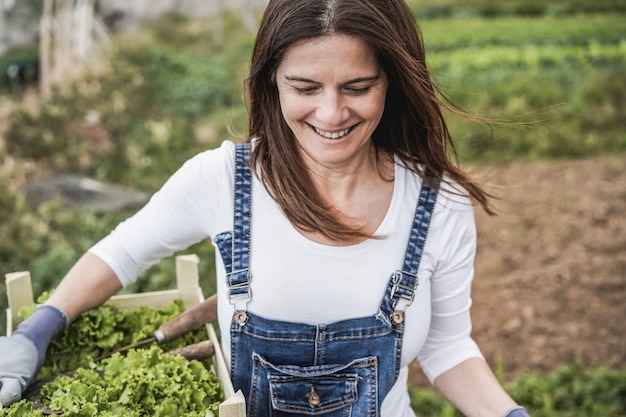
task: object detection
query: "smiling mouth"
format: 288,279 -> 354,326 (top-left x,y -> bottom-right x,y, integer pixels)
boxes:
312,125 -> 354,139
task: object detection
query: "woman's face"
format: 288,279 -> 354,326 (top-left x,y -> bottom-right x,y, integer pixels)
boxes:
275,34 -> 388,170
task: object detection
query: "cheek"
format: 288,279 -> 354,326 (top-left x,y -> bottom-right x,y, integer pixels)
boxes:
361,95 -> 387,121
279,92 -> 309,123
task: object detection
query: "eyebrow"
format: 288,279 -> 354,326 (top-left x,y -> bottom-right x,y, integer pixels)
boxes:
284,75 -> 381,85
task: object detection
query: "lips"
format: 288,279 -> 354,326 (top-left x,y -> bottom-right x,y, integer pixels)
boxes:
312,125 -> 354,139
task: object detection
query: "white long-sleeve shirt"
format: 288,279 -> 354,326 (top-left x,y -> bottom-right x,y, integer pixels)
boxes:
90,140 -> 483,416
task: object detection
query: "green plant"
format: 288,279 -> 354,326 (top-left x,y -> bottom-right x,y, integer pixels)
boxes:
408,0 -> 626,20
409,360 -> 626,417
508,360 -> 626,416
1,298 -> 222,416
424,14 -> 626,162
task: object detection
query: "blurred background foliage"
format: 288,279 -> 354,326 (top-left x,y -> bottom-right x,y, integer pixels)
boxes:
0,11 -> 255,311
410,359 -> 626,416
0,0 -> 625,414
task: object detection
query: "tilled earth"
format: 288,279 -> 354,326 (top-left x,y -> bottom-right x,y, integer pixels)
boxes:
410,155 -> 626,386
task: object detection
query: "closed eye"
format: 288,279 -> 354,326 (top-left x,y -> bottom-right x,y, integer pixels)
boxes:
293,86 -> 319,95
293,85 -> 372,96
344,86 -> 372,96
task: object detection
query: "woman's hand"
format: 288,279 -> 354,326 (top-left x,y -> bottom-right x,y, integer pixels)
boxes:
0,304 -> 68,407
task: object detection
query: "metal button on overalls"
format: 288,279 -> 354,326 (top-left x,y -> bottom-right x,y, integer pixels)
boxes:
307,386 -> 321,406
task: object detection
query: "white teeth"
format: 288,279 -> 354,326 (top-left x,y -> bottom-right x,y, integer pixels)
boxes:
314,126 -> 351,139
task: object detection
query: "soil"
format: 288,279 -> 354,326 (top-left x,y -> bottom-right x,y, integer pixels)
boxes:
409,155 -> 626,386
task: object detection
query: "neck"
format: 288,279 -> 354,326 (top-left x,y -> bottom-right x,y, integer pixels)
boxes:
309,148 -> 393,200
310,150 -> 395,235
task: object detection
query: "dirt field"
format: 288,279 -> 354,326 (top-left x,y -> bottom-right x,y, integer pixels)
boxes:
410,155 -> 626,385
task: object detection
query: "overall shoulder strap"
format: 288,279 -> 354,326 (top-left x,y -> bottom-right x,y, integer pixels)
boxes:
227,143 -> 253,311
382,174 -> 440,323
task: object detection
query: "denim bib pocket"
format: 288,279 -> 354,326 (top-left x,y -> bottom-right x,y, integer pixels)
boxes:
249,353 -> 378,416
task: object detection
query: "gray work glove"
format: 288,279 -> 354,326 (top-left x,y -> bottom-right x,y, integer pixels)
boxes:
0,304 -> 68,407
503,406 -> 531,417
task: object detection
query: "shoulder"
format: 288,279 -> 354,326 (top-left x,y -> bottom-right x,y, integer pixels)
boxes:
429,174 -> 476,243
186,139 -> 237,171
153,140 -> 239,210
398,163 -> 476,244
395,161 -> 474,215
435,174 -> 475,215
171,140 -> 239,187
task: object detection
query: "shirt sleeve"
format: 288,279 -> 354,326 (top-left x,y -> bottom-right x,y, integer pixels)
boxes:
416,183 -> 484,383
89,141 -> 235,286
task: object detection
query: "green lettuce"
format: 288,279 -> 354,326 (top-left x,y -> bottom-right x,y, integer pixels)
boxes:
2,297 -> 222,416
40,346 -> 222,416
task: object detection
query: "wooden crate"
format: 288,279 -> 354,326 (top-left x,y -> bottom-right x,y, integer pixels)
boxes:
4,254 -> 246,416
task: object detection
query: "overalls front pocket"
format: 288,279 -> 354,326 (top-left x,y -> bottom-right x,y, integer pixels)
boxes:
249,353 -> 378,416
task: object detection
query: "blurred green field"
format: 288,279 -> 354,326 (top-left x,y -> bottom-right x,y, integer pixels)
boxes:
421,13 -> 626,162
0,2 -> 625,415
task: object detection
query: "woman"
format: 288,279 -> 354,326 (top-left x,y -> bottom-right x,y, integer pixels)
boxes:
0,0 -> 530,416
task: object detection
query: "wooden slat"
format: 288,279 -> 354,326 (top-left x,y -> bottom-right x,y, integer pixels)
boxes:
5,271 -> 35,334
208,324 -> 235,398
107,289 -> 181,311
175,254 -> 201,309
218,390 -> 246,417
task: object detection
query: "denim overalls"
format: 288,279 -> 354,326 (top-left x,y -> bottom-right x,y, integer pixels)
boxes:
213,144 -> 438,416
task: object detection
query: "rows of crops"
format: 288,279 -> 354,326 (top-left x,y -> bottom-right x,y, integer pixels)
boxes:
408,12 -> 626,163
430,41 -> 623,71
423,15 -> 625,70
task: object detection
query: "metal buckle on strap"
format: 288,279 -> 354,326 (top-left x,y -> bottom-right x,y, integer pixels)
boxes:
226,269 -> 252,307
390,270 -> 418,304
391,283 -> 416,303
226,268 -> 251,287
227,282 -> 252,303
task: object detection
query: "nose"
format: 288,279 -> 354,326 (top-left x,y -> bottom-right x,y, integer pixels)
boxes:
316,90 -> 348,127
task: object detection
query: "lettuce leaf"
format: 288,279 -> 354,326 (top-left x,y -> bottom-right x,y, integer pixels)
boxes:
41,346 -> 222,416
3,297 -> 221,417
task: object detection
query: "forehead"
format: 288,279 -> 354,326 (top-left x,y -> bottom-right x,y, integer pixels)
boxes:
278,34 -> 381,77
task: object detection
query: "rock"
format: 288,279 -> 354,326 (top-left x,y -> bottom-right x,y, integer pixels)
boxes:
20,174 -> 149,213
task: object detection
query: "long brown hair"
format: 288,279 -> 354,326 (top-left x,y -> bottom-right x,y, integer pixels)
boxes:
246,0 -> 493,242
